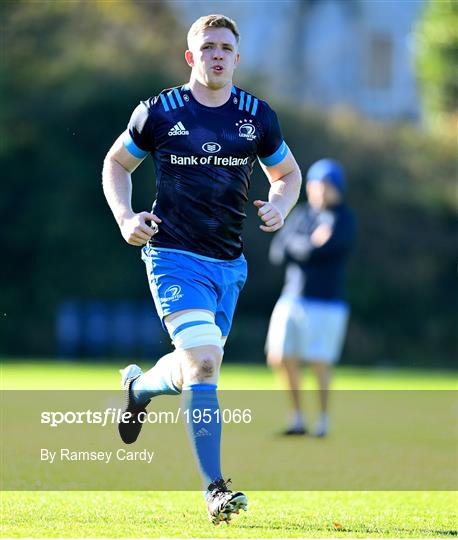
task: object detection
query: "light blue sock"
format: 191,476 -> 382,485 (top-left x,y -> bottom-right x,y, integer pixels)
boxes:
131,353 -> 181,405
182,383 -> 222,488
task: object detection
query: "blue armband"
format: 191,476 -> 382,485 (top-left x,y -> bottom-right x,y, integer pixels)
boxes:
123,133 -> 148,159
259,141 -> 288,167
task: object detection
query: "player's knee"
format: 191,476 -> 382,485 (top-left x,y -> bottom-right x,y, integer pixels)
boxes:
165,311 -> 223,382
186,349 -> 222,382
195,357 -> 216,379
267,353 -> 282,368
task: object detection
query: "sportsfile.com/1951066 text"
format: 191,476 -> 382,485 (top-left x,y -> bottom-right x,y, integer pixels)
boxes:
40,408 -> 253,428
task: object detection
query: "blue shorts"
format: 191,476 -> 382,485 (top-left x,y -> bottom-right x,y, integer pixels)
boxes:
141,247 -> 248,337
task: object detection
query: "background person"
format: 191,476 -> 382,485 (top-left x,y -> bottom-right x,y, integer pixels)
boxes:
266,158 -> 356,437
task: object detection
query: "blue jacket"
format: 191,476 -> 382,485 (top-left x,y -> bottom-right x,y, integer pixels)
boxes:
269,202 -> 356,301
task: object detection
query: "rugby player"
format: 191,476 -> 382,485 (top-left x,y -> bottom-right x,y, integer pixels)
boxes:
102,14 -> 302,524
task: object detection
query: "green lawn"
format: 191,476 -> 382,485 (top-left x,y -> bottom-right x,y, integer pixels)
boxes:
1,361 -> 457,538
1,491 -> 457,538
1,360 -> 457,390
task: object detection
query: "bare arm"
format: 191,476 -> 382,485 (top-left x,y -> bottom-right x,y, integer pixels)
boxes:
254,150 -> 302,232
102,131 -> 161,246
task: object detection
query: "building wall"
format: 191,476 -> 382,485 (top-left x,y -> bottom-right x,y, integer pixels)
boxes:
170,0 -> 424,121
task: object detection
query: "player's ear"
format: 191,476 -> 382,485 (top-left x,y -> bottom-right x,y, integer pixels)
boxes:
234,52 -> 240,69
185,49 -> 194,67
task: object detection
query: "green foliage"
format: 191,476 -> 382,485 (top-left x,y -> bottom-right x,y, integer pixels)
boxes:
415,0 -> 458,124
1,2 -> 456,366
1,1 -> 186,353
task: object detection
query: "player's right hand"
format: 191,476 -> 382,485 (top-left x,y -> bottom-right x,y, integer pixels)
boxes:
119,211 -> 161,246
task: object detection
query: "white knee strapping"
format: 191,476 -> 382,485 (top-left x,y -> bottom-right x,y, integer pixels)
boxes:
165,311 -> 222,350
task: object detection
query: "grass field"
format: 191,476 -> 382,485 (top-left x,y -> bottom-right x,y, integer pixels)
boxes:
1,360 -> 457,538
2,360 -> 457,390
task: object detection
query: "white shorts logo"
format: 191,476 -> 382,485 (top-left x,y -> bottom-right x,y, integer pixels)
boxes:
162,285 -> 184,302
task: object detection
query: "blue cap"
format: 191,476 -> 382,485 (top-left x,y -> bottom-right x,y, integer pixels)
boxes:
306,159 -> 345,194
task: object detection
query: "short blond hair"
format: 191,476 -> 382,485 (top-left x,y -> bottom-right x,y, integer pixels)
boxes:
187,14 -> 240,48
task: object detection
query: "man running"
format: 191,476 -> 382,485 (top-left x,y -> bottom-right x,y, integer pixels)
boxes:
102,14 -> 301,524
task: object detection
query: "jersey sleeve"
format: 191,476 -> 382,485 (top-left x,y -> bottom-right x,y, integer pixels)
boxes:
256,103 -> 289,167
123,100 -> 155,159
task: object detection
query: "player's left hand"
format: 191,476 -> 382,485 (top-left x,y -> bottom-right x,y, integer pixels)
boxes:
253,200 -> 284,232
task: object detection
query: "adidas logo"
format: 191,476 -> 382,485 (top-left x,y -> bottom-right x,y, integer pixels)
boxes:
168,122 -> 189,136
195,427 -> 211,438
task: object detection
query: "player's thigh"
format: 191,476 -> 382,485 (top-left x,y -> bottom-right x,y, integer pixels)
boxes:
301,300 -> 349,364
141,247 -> 218,327
265,296 -> 302,364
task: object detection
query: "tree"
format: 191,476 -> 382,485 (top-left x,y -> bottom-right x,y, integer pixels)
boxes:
415,0 -> 458,126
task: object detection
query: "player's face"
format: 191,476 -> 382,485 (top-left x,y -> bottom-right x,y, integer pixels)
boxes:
306,181 -> 341,209
186,27 -> 239,90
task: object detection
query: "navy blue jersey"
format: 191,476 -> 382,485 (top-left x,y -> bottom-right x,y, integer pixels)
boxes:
269,203 -> 356,301
123,85 -> 287,260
